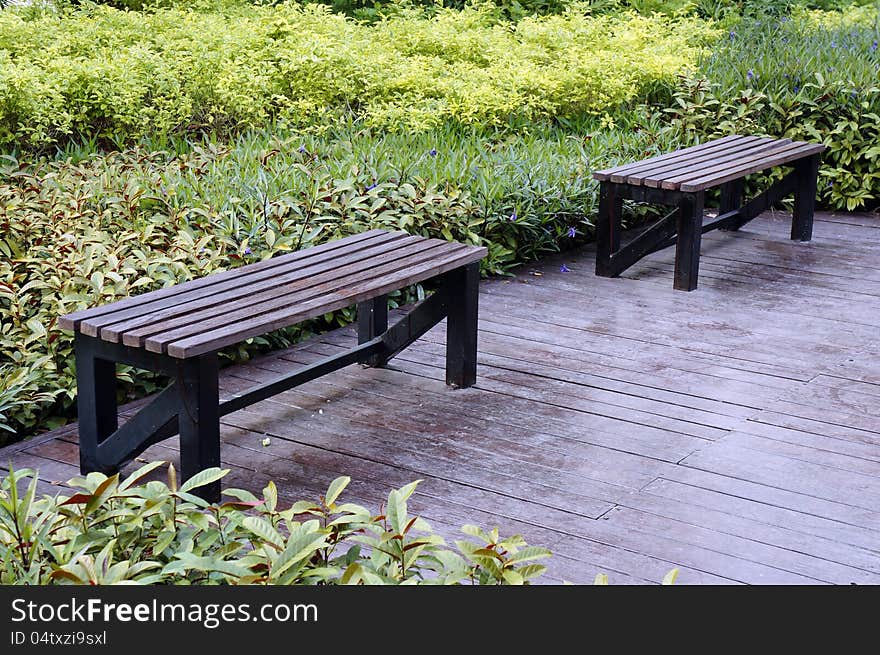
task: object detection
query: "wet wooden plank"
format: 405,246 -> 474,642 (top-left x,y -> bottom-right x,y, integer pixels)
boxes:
59,230 -> 396,330
617,489 -> 880,582
676,142 -> 824,191
594,135 -> 749,182
601,506 -> 870,583
642,138 -> 787,188
642,477 -> 880,555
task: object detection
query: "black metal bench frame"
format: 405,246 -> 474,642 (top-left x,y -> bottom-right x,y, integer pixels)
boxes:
595,153 -> 822,291
74,263 -> 480,502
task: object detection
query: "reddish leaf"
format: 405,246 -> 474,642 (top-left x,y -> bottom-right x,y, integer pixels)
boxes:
60,493 -> 92,506
220,500 -> 263,510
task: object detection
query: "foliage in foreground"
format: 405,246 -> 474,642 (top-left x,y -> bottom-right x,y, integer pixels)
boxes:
0,464 -> 552,585
0,3 -> 714,149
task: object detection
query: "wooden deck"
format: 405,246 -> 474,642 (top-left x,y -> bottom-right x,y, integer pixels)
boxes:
5,209 -> 880,584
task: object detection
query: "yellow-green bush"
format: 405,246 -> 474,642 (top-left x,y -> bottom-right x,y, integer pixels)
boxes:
0,3 -> 717,148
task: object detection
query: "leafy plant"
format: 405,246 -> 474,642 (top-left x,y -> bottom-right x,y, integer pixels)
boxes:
0,464 -> 551,585
0,3 -> 716,150
664,8 -> 880,209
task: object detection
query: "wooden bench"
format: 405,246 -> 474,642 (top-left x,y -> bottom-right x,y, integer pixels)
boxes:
592,135 -> 826,291
59,230 -> 487,500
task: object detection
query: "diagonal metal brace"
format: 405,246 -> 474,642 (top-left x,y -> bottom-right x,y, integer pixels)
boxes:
95,383 -> 180,469
605,207 -> 680,276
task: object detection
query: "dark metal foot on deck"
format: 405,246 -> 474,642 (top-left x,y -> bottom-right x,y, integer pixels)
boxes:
177,354 -> 221,503
75,332 -> 119,475
674,192 -> 705,292
595,181 -> 622,278
792,154 -> 820,242
444,262 -> 480,388
357,294 -> 389,367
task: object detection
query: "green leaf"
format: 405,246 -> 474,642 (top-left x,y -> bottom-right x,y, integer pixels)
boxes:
242,516 -> 285,550
324,476 -> 350,507
270,532 -> 328,580
222,488 -> 259,503
515,564 -> 547,581
152,530 -> 176,555
502,569 -> 524,585
179,468 -> 228,494
120,461 -> 167,490
507,546 -> 552,565
263,480 -> 278,513
174,491 -> 212,509
85,475 -> 119,514
662,568 -> 679,585
386,488 -> 407,535
594,573 -> 609,585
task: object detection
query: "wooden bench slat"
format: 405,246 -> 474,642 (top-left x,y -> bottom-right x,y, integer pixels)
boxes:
119,238 -> 459,348
676,142 -> 826,192
87,234 -> 427,342
611,136 -> 773,184
142,240 -> 472,353
592,135 -> 747,182
643,138 -> 794,189
633,137 -> 783,188
161,245 -> 487,358
60,229 -> 398,331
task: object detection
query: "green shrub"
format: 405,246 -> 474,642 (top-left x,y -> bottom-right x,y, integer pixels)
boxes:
664,7 -> 880,210
0,3 -> 716,150
0,464 -> 551,584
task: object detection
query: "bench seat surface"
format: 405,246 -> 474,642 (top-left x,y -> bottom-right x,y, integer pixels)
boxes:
59,230 -> 487,359
592,134 -> 826,192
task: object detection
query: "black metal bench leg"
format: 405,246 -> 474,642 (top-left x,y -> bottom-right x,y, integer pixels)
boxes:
357,294 -> 388,367
719,179 -> 744,231
595,182 -> 622,277
792,153 -> 820,242
177,354 -> 221,502
74,333 -> 118,475
674,192 -> 705,292
445,262 -> 480,388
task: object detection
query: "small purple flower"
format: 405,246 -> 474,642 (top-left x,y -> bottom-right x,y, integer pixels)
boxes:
298,145 -> 307,154
746,70 -> 754,81
567,226 -> 577,238
830,40 -> 837,48
793,86 -> 800,93
243,247 -> 252,255
509,211 -> 517,222
366,183 -> 377,191
872,41 -> 878,52
729,30 -> 735,40
560,264 -> 570,273
428,148 -> 438,157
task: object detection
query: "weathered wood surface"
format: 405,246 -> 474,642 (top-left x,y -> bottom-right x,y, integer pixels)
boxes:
593,135 -> 826,192
58,230 -> 487,359
7,210 -> 880,584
